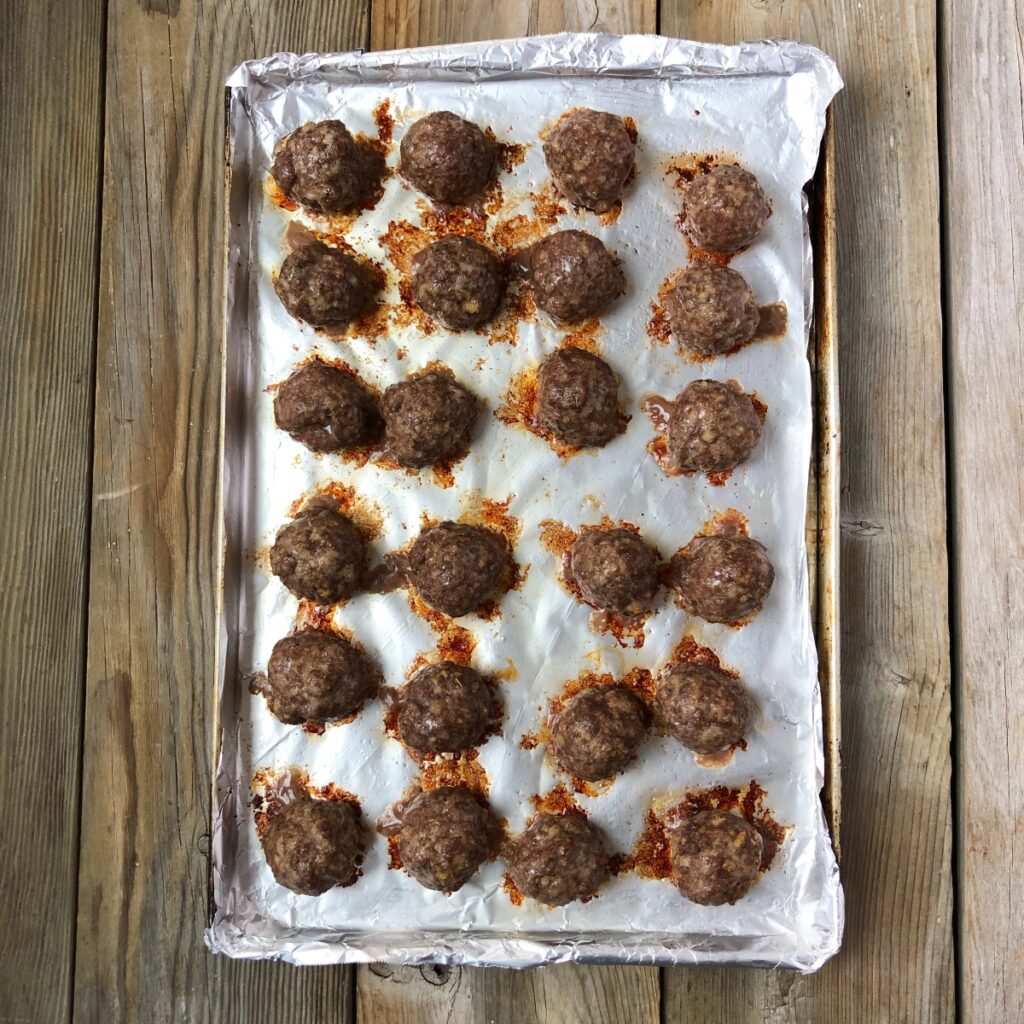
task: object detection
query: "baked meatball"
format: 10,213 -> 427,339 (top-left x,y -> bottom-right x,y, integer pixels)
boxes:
656,663 -> 750,754
664,264 -> 759,356
261,793 -> 365,895
408,522 -> 507,617
537,347 -> 620,448
270,506 -> 366,604
569,528 -> 658,615
381,370 -> 478,468
543,108 -> 634,212
550,685 -> 648,781
411,236 -> 505,329
273,361 -> 380,453
667,379 -> 762,473
672,535 -> 774,623
400,111 -> 495,204
275,240 -> 374,327
670,809 -> 763,905
530,230 -> 625,323
397,787 -> 495,891
507,813 -> 610,906
684,164 -> 771,252
397,661 -> 492,753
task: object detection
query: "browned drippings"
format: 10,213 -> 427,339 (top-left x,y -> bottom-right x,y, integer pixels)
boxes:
386,835 -> 403,870
559,318 -> 603,354
750,394 -> 768,425
597,201 -> 623,226
622,116 -> 639,145
529,783 -> 586,820
266,178 -> 299,212
295,600 -> 337,633
436,623 -> 477,665
700,507 -> 749,538
482,282 -> 535,347
664,633 -> 735,676
501,872 -> 526,905
683,234 -> 735,268
292,481 -> 384,543
372,99 -> 394,146
418,197 -> 489,243
497,139 -> 529,173
754,303 -> 788,339
531,182 -> 568,227
633,809 -> 672,880
418,750 -> 490,798
694,738 -> 747,769
252,766 -> 362,839
646,270 -> 685,348
495,367 -> 592,460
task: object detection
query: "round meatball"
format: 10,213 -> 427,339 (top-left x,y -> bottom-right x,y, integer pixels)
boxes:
397,661 -> 493,753
507,813 -> 610,906
672,535 -> 774,623
381,370 -> 478,468
664,264 -> 759,356
270,506 -> 366,604
408,522 -> 507,617
543,108 -> 634,213
530,230 -> 624,323
411,236 -> 505,329
667,379 -> 762,473
400,111 -> 495,203
273,361 -> 380,453
261,794 -> 365,895
537,347 -> 620,448
275,240 -> 373,327
656,663 -> 750,754
550,686 -> 648,781
397,787 -> 495,891
569,528 -> 658,615
670,809 -> 763,905
684,164 -> 771,252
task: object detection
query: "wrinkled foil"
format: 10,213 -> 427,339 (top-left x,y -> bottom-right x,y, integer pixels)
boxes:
210,33 -> 843,970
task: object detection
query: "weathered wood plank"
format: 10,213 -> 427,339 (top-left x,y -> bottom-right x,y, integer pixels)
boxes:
941,1 -> 1024,1020
0,1 -> 104,1021
72,3 -> 369,1022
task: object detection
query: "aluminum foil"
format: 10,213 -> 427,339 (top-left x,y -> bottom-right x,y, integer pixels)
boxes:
210,33 -> 843,970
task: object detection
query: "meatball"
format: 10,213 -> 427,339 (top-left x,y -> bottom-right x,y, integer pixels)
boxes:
400,111 -> 495,204
670,809 -> 763,905
273,361 -> 380,453
569,528 -> 658,615
537,347 -> 621,448
274,240 -> 374,327
550,685 -> 648,781
667,379 -> 762,473
408,521 -> 507,617
381,370 -> 478,468
543,108 -> 634,213
530,230 -> 625,323
261,793 -> 365,895
672,535 -> 775,623
411,235 -> 505,329
664,264 -> 759,356
270,506 -> 366,604
507,813 -> 610,906
684,163 -> 771,252
397,787 -> 495,891
271,120 -> 380,215
397,661 -> 493,753
656,663 -> 750,754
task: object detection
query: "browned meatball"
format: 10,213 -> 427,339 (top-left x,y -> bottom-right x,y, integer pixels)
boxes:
397,661 -> 493,753
270,506 -> 366,604
664,264 -> 759,356
273,361 -> 380,453
537,347 -> 620,448
411,236 -> 505,329
671,535 -> 774,623
400,111 -> 495,203
684,164 -> 771,252
656,663 -> 750,754
543,108 -> 634,213
569,528 -> 658,615
261,792 -> 365,895
530,230 -> 625,323
408,522 -> 507,617
274,240 -> 374,327
507,812 -> 610,906
381,369 -> 478,468
667,380 -> 762,473
396,787 -> 496,891
670,809 -> 763,905
550,686 -> 648,781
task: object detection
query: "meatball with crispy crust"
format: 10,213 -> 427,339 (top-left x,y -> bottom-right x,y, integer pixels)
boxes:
671,534 -> 774,624
381,370 -> 478,469
407,522 -> 507,617
529,230 -> 625,323
400,111 -> 495,203
670,809 -> 763,905
397,661 -> 493,753
667,379 -> 762,474
550,685 -> 648,781
411,236 -> 505,329
537,347 -> 621,448
664,264 -> 760,356
569,528 -> 659,615
543,108 -> 634,213
274,240 -> 374,327
684,163 -> 771,252
270,506 -> 366,604
656,663 -> 750,755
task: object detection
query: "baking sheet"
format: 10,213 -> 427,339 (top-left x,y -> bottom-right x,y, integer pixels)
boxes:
210,33 -> 844,970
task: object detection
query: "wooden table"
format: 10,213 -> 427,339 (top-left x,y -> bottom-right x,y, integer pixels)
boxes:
1,0 -> 1020,1020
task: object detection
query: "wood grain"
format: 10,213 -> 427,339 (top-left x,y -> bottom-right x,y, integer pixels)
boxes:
659,1 -> 954,1021
941,0 -> 1024,1020
0,1 -> 104,1021
72,3 -> 368,1022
